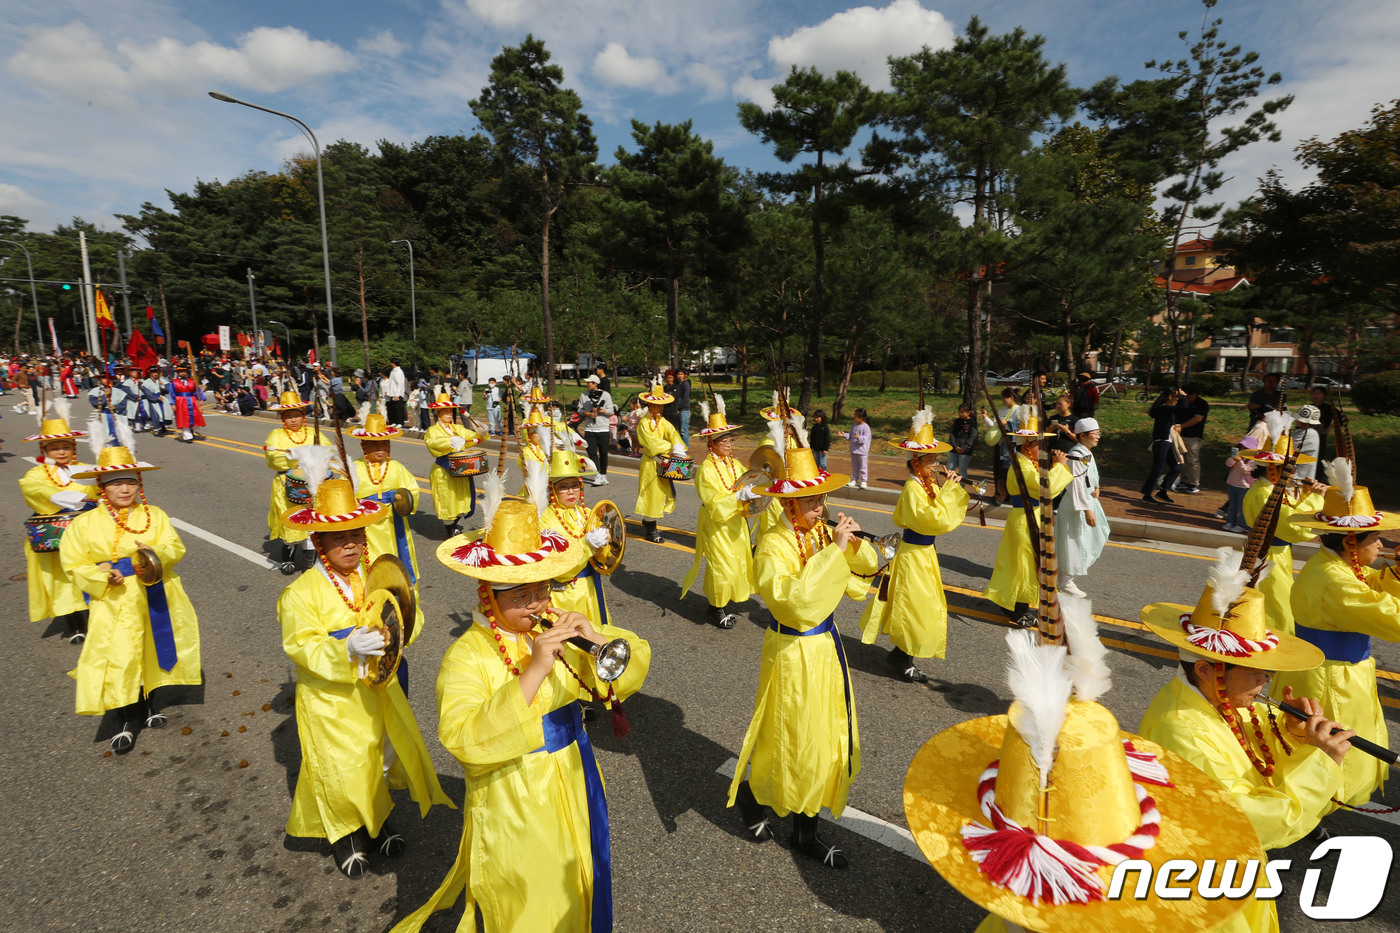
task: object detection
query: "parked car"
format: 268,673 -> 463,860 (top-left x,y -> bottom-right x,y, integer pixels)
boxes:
1309,375 -> 1351,391
990,369 -> 1031,386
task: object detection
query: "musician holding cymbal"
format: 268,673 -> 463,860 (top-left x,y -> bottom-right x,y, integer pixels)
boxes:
277,474 -> 451,878
680,392 -> 760,629
727,418 -> 877,869
423,392 -> 486,537
61,435 -> 202,754
392,482 -> 650,933
351,413 -> 427,636
263,391 -> 334,574
857,405 -> 968,683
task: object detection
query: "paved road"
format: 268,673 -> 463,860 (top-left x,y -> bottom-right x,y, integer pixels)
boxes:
3,411 -> 1397,932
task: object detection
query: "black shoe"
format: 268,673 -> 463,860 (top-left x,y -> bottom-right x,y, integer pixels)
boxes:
581,704 -> 597,723
1013,609 -> 1039,629
1155,490 -> 1173,503
62,613 -> 87,645
718,613 -> 738,630
643,521 -> 663,544
734,781 -> 774,843
1141,493 -> 1155,503
901,663 -> 929,683
333,829 -> 370,878
373,821 -> 406,858
445,523 -> 461,538
792,813 -> 848,868
110,721 -> 136,754
280,561 -> 298,576
145,708 -> 167,729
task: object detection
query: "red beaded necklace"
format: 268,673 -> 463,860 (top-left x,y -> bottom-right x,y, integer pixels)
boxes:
282,424 -> 308,445
791,519 -> 832,567
1346,533 -> 1367,582
1211,663 -> 1292,784
712,454 -> 740,489
548,485 -> 588,538
313,535 -> 370,611
42,461 -> 73,489
365,458 -> 388,487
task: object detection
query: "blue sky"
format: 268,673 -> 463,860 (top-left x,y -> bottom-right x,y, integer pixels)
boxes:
1,0 -> 1396,236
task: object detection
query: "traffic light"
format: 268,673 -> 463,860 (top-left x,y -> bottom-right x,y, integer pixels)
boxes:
61,283 -> 71,291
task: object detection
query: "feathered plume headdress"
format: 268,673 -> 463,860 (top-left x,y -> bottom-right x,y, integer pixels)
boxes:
1206,546 -> 1251,618
525,460 -> 550,517
479,469 -> 506,533
1324,456 -> 1355,505
86,414 -> 135,458
291,446 -> 336,501
788,408 -> 809,448
714,392 -> 726,417
1263,410 -> 1295,446
699,399 -> 711,424
1059,594 -> 1110,703
535,424 -> 553,460
1005,629 -> 1073,789
911,405 -> 933,435
767,412 -> 787,453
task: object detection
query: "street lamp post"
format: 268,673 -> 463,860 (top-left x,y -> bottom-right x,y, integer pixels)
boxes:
390,239 -> 417,379
0,239 -> 44,355
266,320 -> 293,360
246,268 -> 259,357
208,91 -> 337,367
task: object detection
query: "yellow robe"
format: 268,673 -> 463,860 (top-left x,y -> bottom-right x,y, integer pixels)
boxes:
1272,548 -> 1400,806
983,455 -> 1072,611
728,517 -> 877,818
263,426 -> 334,543
540,503 -> 611,627
20,461 -> 92,622
425,421 -> 485,522
859,478 -> 969,658
635,413 -> 681,520
390,612 -> 651,933
753,437 -> 784,541
1242,480 -> 1323,634
1142,673 -> 1342,933
278,567 -> 451,843
352,456 -> 427,635
59,503 -> 202,715
680,453 -> 757,607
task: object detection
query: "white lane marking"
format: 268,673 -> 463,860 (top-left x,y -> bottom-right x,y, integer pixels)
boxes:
716,757 -> 926,863
170,516 -> 280,571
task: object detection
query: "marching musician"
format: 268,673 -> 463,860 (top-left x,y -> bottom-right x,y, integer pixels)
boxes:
351,412 -> 427,635
140,365 -> 172,437
423,392 -> 486,537
634,382 -> 685,545
392,490 -> 650,932
515,406 -> 552,490
61,442 -> 202,753
168,362 -> 205,442
680,393 -> 760,629
537,449 -> 617,632
728,433 -> 877,869
1270,467 -> 1400,810
1238,412 -> 1326,633
982,406 -> 1072,628
20,401 -> 93,644
1141,556 -> 1353,932
263,391 -> 334,573
278,475 -> 451,877
858,406 -> 968,683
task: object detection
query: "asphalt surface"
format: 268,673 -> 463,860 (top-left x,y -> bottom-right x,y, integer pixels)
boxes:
2,410 -> 1398,932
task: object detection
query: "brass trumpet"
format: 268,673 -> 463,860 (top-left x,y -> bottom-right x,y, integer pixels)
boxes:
529,609 -> 631,683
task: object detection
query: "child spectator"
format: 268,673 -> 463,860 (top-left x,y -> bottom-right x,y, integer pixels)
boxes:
1222,436 -> 1259,533
809,410 -> 831,470
947,403 -> 977,477
840,409 -> 872,489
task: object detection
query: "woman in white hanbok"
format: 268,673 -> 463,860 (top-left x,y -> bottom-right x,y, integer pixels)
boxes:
1054,418 -> 1110,597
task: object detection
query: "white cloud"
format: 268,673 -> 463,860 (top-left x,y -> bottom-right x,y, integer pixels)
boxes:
731,74 -> 777,110
683,62 -> 730,101
0,183 -> 51,222
593,42 -> 671,91
464,0 -> 537,28
767,0 -> 955,90
357,30 -> 407,59
5,22 -> 356,103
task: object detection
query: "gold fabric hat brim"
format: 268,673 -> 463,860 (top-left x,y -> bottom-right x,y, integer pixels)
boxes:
764,472 -> 850,498
281,502 -> 392,532
352,428 -> 402,439
1237,450 -> 1317,465
641,393 -> 675,405
270,401 -> 312,412
1287,513 -> 1400,533
894,440 -> 952,454
69,462 -> 161,479
23,432 -> 88,442
699,425 -> 742,439
1140,603 -> 1324,671
904,715 -> 1259,933
434,531 -> 579,584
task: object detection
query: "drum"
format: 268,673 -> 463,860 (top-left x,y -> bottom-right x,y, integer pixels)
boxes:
447,450 -> 488,476
656,455 -> 694,481
24,513 -> 77,553
284,469 -> 312,505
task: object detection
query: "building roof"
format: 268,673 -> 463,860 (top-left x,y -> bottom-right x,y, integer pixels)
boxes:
1154,274 -> 1250,296
1175,237 -> 1214,253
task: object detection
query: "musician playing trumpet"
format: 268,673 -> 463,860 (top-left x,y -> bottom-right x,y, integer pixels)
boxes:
62,444 -> 202,754
857,406 -> 968,683
423,392 -> 485,537
680,393 -> 760,629
393,492 -> 650,933
277,476 -> 450,878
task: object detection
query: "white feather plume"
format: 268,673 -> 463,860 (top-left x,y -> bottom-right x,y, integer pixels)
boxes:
86,418 -> 107,460
1207,546 -> 1250,617
479,470 -> 506,533
291,446 -> 336,501
525,460 -> 549,517
1324,457 -> 1355,504
1059,593 -> 1111,703
911,405 -> 933,434
715,392 -> 726,416
699,399 -> 711,424
535,424 -> 553,460
789,409 -> 809,448
771,390 -> 780,412
54,394 -> 71,425
32,398 -> 44,429
1263,411 -> 1294,446
114,418 -> 135,456
1013,403 -> 1032,427
356,399 -> 371,425
1005,629 -> 1073,788
767,415 -> 786,453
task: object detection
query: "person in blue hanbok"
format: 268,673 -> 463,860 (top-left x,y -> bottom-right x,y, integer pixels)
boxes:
1054,418 -> 1109,598
140,367 -> 172,436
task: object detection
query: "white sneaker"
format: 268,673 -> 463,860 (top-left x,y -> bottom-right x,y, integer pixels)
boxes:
858,482 -> 868,490
592,475 -> 609,486
1060,579 -> 1087,598
846,481 -> 857,488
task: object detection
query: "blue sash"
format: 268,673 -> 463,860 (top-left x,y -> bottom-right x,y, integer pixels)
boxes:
902,529 -> 937,546
531,702 -> 613,932
112,556 -> 176,672
369,491 -> 416,583
1293,624 -> 1371,663
432,457 -> 477,518
1008,494 -> 1040,508
329,626 -> 409,693
575,562 -> 609,628
1270,537 -> 1290,549
768,614 -> 853,775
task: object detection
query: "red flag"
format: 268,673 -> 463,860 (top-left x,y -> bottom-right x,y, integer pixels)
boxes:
127,330 -> 159,372
95,289 -> 116,331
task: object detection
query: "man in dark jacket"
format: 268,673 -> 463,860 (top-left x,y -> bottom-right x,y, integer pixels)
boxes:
1071,372 -> 1099,423
1140,387 -> 1184,503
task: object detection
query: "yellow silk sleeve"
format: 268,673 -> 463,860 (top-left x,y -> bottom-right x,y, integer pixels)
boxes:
698,457 -> 741,523
757,536 -> 852,628
278,576 -> 359,684
436,637 -> 547,771
264,429 -> 296,472
893,478 -> 969,536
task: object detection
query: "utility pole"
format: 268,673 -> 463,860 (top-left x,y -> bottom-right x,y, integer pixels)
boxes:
78,231 -> 96,355
247,268 -> 259,357
117,250 -> 134,338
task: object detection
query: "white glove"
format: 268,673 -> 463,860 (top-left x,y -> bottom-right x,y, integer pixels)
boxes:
585,527 -> 611,549
670,442 -> 687,458
736,485 -> 763,502
346,625 -> 385,677
50,489 -> 90,511
449,434 -> 466,451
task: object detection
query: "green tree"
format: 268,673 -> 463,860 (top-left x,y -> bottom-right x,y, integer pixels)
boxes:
877,17 -> 1078,407
472,36 -> 598,392
739,66 -> 872,411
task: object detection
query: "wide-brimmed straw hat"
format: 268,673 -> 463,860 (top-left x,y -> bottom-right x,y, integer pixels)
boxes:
764,447 -> 848,498
24,418 -> 87,443
640,382 -> 674,406
427,392 -> 458,410
351,412 -> 402,439
1288,461 -> 1400,532
894,406 -> 951,453
548,448 -> 596,482
1239,410 -> 1316,465
521,385 -> 552,408
437,497 -> 575,584
270,391 -> 311,412
70,446 -> 161,480
1009,404 -> 1056,439
282,477 -> 390,532
696,394 -> 741,439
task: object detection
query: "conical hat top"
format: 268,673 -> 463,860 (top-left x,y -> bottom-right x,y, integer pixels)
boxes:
69,446 -> 160,479
640,383 -> 674,405
351,413 -> 401,439
436,498 -> 576,584
271,391 -> 310,412
24,418 -> 87,443
282,477 -> 390,531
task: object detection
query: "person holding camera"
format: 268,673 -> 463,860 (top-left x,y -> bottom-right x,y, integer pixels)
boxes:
576,374 -> 614,486
1140,386 -> 1185,504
